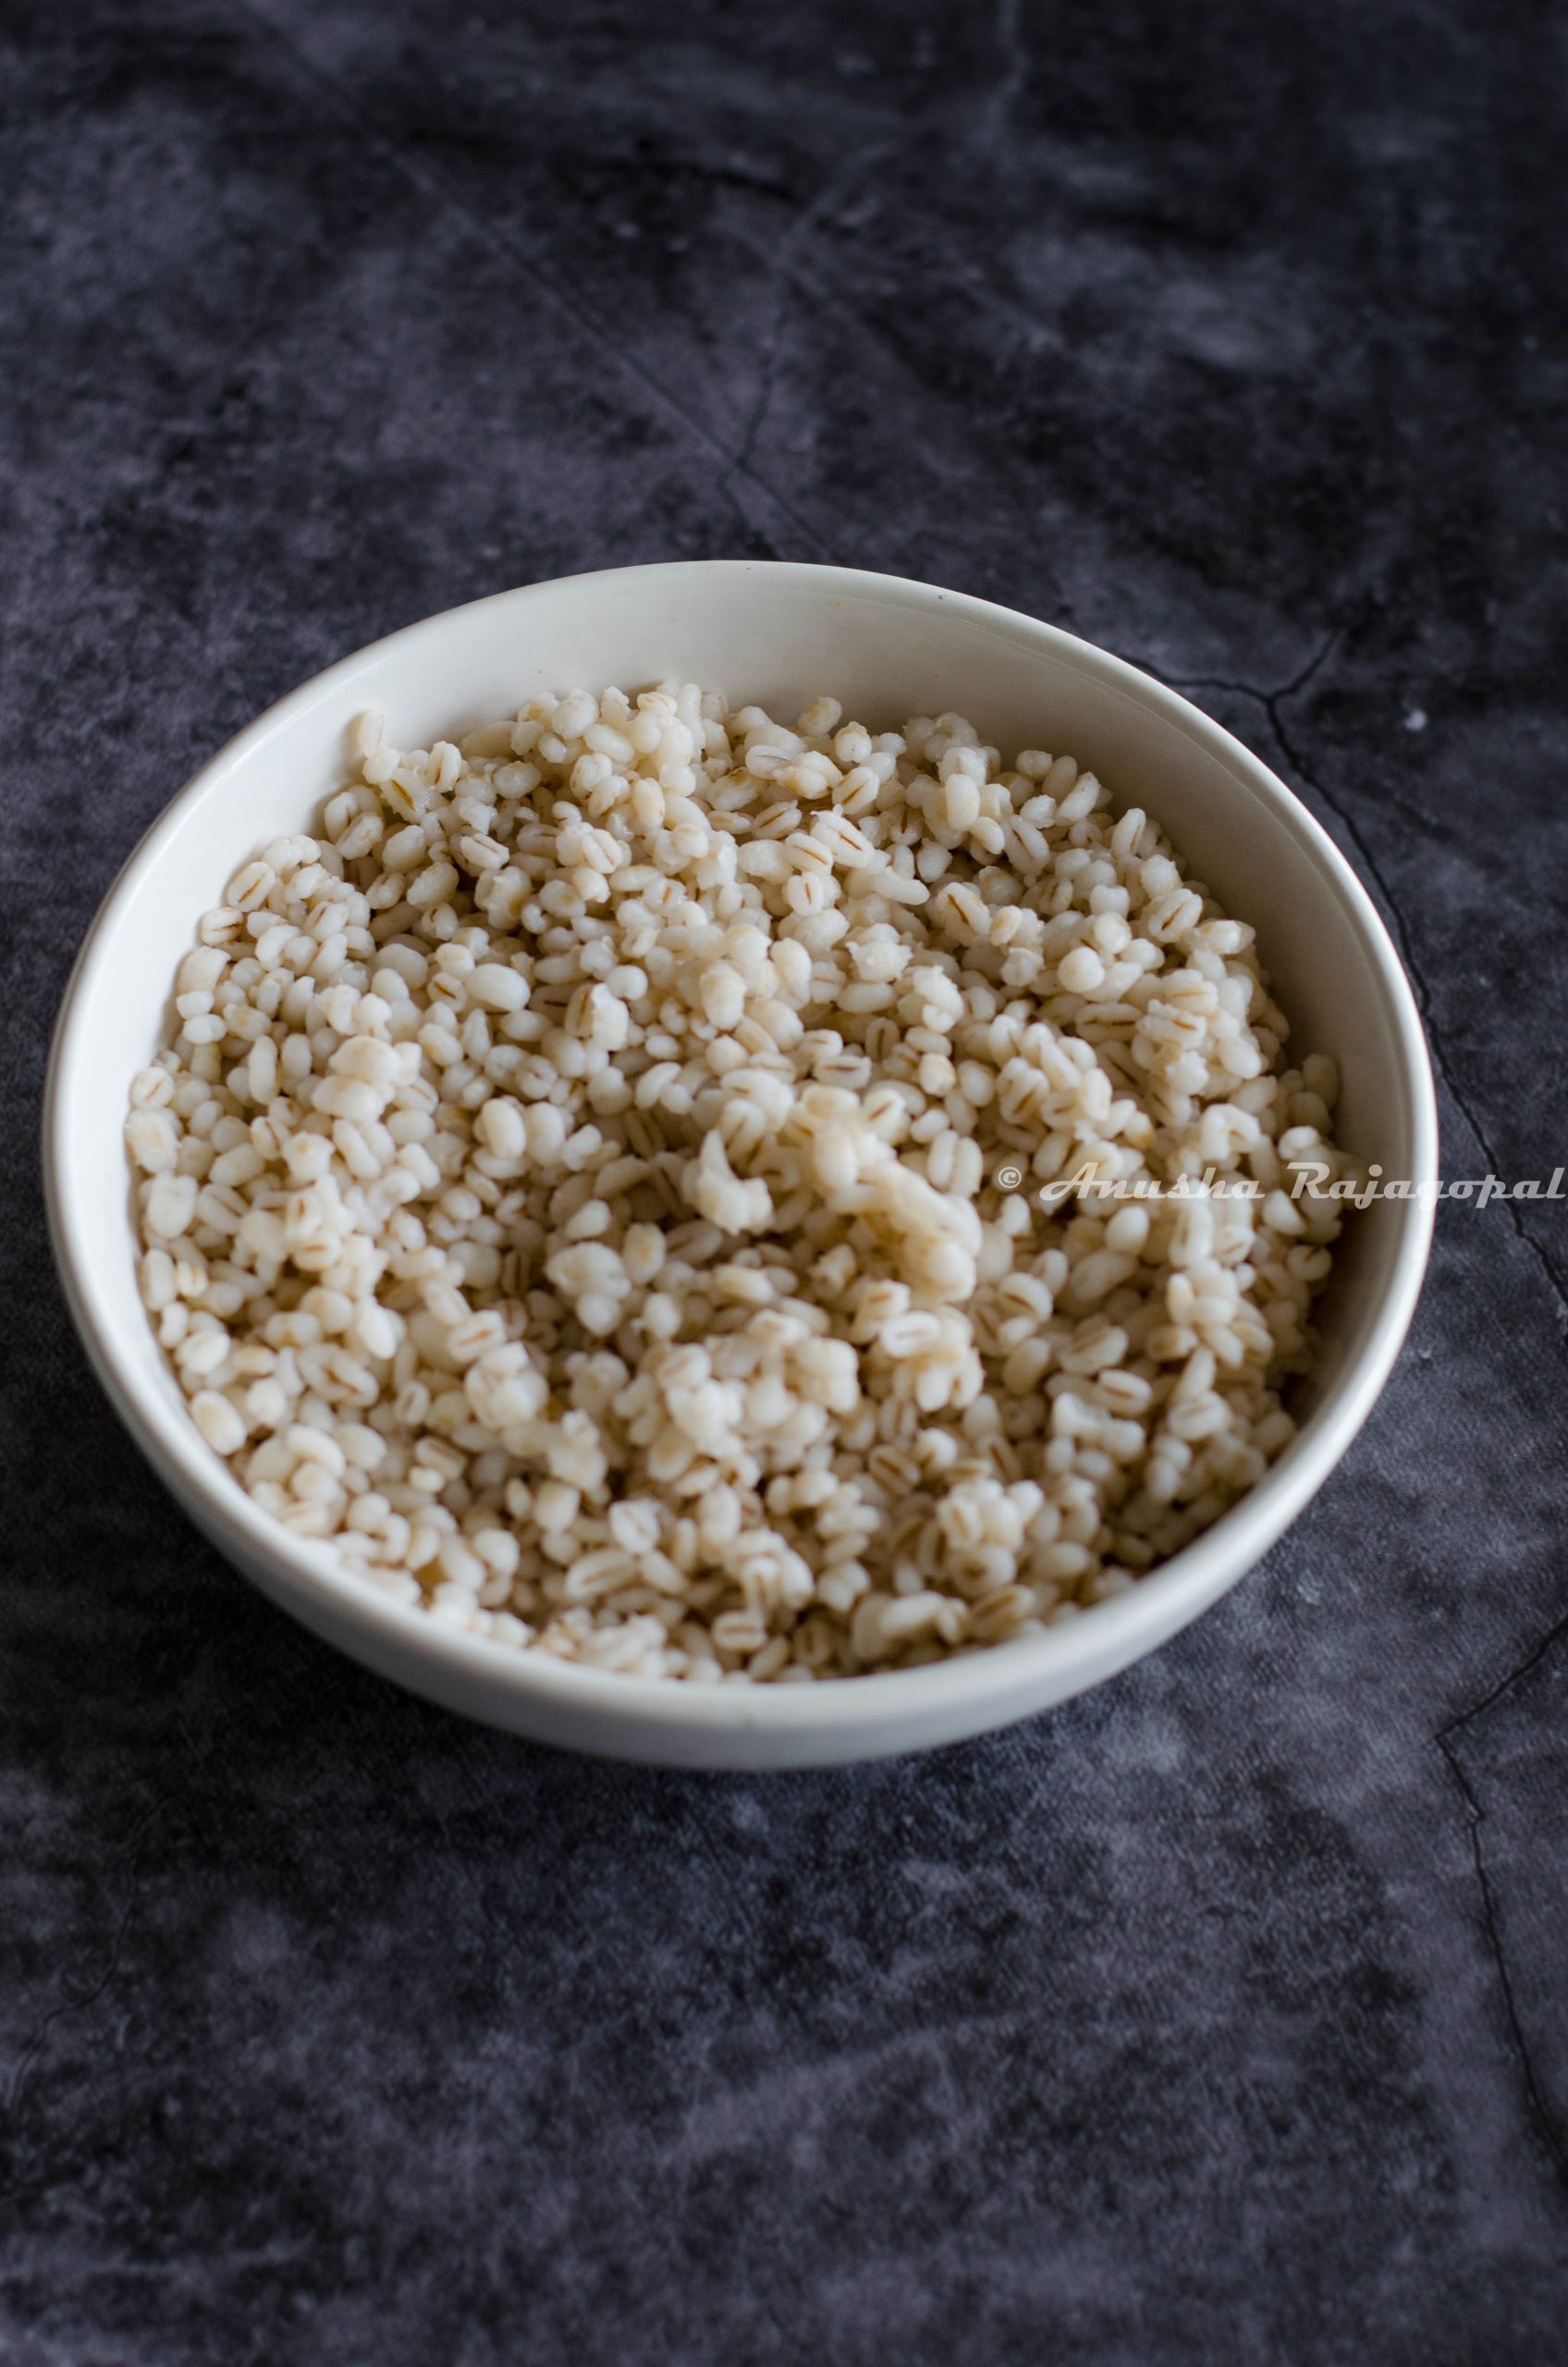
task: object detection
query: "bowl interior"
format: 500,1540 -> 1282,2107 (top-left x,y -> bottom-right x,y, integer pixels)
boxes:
48,562 -> 1431,1758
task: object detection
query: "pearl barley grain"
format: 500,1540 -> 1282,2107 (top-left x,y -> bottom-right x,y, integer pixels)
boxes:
129,680 -> 1352,1681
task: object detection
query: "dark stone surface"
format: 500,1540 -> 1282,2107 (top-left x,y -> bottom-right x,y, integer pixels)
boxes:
3,1 -> 1566,2358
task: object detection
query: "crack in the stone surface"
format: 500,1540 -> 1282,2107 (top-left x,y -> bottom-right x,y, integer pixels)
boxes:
1265,697 -> 1568,1333
1131,622 -> 1341,711
1137,628 -> 1568,1331
1439,1605 -> 1568,1745
237,0 -> 834,565
722,143 -> 896,498
1255,667 -> 1568,2202
1436,1723 -> 1568,2189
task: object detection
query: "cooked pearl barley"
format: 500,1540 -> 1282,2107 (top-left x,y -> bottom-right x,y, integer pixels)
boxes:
129,682 -> 1351,1681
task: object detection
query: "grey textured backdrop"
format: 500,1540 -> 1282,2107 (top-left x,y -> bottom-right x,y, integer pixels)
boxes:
3,3 -> 1566,2361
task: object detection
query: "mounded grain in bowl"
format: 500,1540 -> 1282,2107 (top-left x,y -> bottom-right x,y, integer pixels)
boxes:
125,680 -> 1356,1681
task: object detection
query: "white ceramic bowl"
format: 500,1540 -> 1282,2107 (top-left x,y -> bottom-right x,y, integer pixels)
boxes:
45,562 -> 1438,1767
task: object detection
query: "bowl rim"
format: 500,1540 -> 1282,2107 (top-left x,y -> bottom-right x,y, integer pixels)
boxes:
43,558 -> 1439,1738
